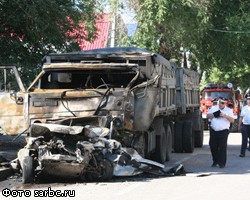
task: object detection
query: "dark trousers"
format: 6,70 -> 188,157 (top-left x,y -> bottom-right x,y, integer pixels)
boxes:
209,129 -> 229,166
240,125 -> 250,155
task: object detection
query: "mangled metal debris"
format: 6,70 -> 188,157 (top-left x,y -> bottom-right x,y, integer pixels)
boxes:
13,123 -> 185,183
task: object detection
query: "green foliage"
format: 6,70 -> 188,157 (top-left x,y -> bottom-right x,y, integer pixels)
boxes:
127,0 -> 208,67
0,0 -> 101,85
2,0 -> 250,90
205,65 -> 250,90
126,0 -> 250,89
197,0 -> 250,90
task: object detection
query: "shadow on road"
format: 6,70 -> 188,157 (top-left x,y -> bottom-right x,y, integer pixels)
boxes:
181,132 -> 250,176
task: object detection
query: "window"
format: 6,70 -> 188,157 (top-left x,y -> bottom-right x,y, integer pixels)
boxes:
0,68 -> 20,92
204,92 -> 233,100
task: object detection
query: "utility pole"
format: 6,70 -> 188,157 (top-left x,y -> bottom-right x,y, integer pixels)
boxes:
110,0 -> 119,47
110,13 -> 116,47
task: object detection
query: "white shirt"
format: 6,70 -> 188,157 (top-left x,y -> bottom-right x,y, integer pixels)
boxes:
240,105 -> 250,125
207,105 -> 234,131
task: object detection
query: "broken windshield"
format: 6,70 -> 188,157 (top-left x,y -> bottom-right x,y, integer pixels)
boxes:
35,68 -> 142,90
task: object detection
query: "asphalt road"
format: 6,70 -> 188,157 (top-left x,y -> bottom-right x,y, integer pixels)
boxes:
0,131 -> 249,200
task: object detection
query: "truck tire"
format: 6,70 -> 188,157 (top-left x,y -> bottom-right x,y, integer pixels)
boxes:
174,121 -> 183,153
194,119 -> 204,148
165,124 -> 172,161
169,122 -> 175,150
85,159 -> 113,182
22,156 -> 34,184
183,120 -> 194,153
151,122 -> 167,163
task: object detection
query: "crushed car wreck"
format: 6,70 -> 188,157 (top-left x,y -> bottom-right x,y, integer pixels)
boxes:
0,47 -> 202,183
18,122 -> 118,182
17,122 -> 185,183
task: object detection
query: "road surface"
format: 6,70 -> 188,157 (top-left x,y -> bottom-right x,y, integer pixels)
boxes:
0,131 -> 249,200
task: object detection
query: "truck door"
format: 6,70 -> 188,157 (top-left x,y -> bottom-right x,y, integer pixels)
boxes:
0,66 -> 28,135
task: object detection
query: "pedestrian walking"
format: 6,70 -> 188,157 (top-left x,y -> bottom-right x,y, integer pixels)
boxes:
207,98 -> 235,168
238,95 -> 250,157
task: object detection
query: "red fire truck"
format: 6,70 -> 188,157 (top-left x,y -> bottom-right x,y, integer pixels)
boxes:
200,83 -> 242,131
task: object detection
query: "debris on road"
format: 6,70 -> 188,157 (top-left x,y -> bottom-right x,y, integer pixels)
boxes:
0,124 -> 186,183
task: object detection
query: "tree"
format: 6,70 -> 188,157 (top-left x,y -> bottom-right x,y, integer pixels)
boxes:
125,0 -> 250,89
198,0 -> 250,89
0,0 -> 102,85
124,0 -> 208,68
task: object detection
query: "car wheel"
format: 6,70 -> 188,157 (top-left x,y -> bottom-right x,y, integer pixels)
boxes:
22,156 -> 34,184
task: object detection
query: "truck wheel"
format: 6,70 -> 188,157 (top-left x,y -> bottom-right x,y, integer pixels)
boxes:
151,125 -> 167,163
194,119 -> 204,148
22,156 -> 34,184
183,120 -> 194,153
165,124 -> 172,161
174,121 -> 183,153
85,159 -> 113,182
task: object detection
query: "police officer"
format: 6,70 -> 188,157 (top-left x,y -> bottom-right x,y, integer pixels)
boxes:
238,94 -> 250,157
207,98 -> 218,127
207,98 -> 235,168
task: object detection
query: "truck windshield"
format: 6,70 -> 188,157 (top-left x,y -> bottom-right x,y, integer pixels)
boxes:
39,70 -> 140,89
204,92 -> 233,99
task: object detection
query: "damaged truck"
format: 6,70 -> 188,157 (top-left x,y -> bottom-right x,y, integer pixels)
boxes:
0,47 -> 203,183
